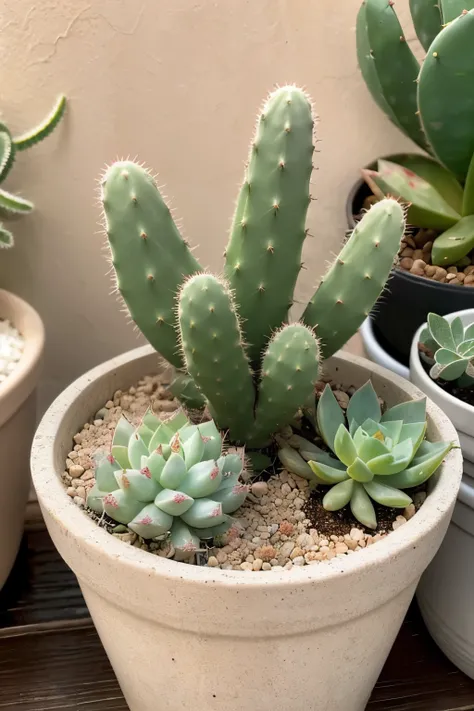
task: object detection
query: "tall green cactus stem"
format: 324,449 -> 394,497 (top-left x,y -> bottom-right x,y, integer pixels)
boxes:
409,0 -> 442,51
13,95 -> 67,151
101,161 -> 202,369
418,10 -> 474,183
178,273 -> 255,443
224,86 -> 314,366
357,0 -> 429,152
302,199 -> 405,359
250,324 -> 320,447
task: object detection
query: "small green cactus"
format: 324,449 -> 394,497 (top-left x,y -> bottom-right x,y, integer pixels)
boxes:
87,409 -> 249,558
419,312 -> 474,387
101,85 -> 406,449
356,2 -> 474,266
0,95 -> 66,249
279,381 -> 453,529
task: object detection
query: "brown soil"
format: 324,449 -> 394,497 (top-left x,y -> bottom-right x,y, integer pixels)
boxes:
353,196 -> 474,287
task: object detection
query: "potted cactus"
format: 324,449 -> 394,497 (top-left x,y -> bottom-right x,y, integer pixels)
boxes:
352,1 -> 474,366
409,308 -> 474,679
0,95 -> 66,590
31,86 -> 462,711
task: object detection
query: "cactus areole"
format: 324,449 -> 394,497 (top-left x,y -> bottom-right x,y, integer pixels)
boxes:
356,1 -> 474,267
101,84 -> 407,450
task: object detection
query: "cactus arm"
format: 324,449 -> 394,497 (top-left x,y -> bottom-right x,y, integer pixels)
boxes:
362,159 -> 461,231
431,216 -> 474,266
440,0 -> 474,23
362,0 -> 429,152
418,10 -> 474,182
249,324 -> 320,448
0,189 -> 33,214
356,2 -> 404,129
462,151 -> 474,216
0,125 -> 16,183
178,273 -> 256,443
101,160 -> 202,369
0,224 -> 14,248
223,85 -> 314,366
13,95 -> 66,151
302,198 -> 405,359
409,0 -> 443,51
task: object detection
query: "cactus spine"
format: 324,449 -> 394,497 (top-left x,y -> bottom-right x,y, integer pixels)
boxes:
101,85 -> 405,448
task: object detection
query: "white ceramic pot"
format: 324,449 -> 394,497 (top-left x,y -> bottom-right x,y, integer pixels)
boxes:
0,289 -> 45,588
360,318 -> 410,380
409,308 -> 474,462
31,345 -> 462,711
410,308 -> 474,679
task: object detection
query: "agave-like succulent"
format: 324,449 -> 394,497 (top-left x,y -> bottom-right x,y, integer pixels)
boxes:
419,313 -> 474,388
87,409 -> 249,558
279,382 -> 453,529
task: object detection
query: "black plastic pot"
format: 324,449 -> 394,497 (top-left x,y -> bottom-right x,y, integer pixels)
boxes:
347,172 -> 474,367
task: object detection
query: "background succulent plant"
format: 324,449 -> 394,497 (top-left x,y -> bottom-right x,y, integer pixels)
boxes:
356,1 -> 474,267
0,95 -> 66,249
419,312 -> 474,387
278,381 -> 453,528
87,409 -> 248,558
100,84 -> 406,448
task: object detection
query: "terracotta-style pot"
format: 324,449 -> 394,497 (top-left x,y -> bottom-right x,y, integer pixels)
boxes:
0,289 -> 45,588
31,345 -> 462,711
410,308 -> 474,679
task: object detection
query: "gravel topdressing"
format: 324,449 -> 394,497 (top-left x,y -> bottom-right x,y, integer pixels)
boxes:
63,372 -> 427,570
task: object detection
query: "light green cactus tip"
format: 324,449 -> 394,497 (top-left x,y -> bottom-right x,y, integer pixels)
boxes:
100,85 -> 406,448
279,381 -> 454,529
0,94 -> 67,250
356,1 -> 474,266
87,408 -> 249,558
419,312 -> 474,387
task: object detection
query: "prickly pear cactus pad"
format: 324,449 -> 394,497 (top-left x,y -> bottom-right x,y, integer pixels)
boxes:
101,84 -> 406,446
356,1 -> 474,270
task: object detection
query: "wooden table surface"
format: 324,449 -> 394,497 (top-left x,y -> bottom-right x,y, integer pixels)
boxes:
0,511 -> 473,711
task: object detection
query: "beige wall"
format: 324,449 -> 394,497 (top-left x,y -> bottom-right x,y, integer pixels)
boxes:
0,0 -> 418,415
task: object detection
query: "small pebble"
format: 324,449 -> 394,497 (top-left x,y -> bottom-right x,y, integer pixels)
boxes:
251,481 -> 268,497
207,556 -> 219,567
69,464 -> 85,478
392,516 -> 407,531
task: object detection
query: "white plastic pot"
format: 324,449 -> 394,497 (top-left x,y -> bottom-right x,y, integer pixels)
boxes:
31,345 -> 462,711
360,318 -> 410,380
0,289 -> 45,589
410,308 -> 474,680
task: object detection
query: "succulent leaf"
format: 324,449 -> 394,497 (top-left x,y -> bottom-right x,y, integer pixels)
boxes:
350,482 -> 377,530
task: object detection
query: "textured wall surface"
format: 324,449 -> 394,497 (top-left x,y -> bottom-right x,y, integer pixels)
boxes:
0,0 -> 418,415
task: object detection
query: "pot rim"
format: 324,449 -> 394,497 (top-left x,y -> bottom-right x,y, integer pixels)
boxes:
31,344 -> 462,588
410,308 -> 474,419
0,288 -> 45,427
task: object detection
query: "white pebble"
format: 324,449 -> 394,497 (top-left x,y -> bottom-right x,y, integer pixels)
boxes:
292,556 -> 305,566
69,464 -> 85,478
262,562 -> 272,571
350,528 -> 364,542
392,516 -> 407,530
251,481 -> 268,497
207,556 -> 219,567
